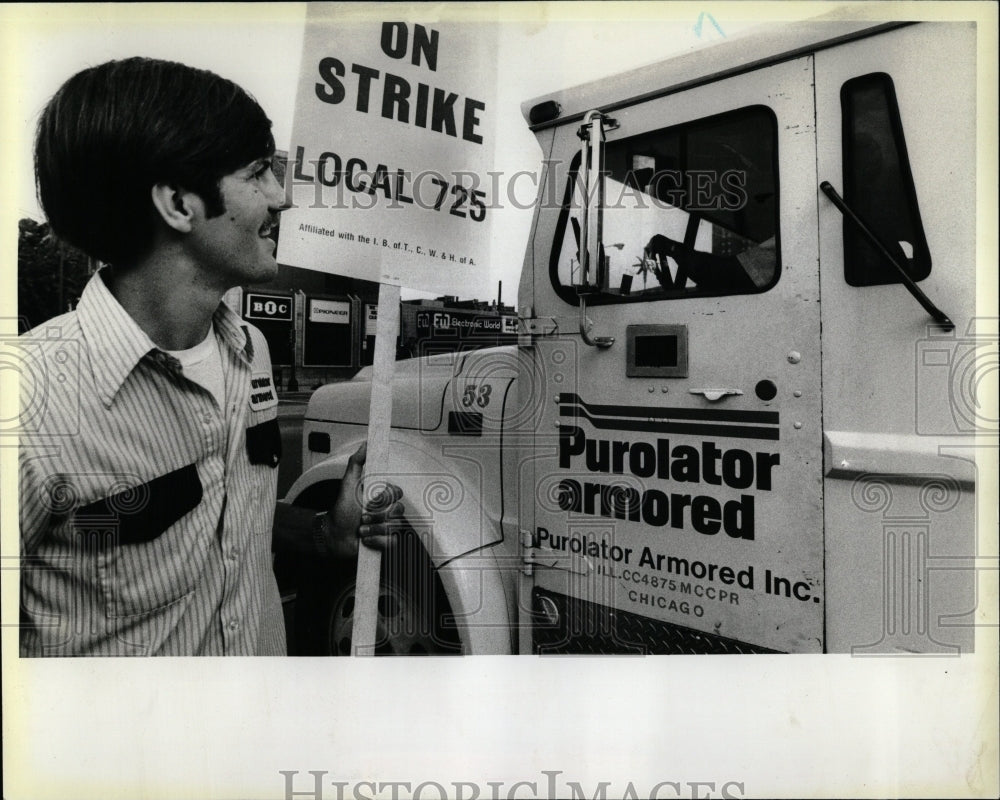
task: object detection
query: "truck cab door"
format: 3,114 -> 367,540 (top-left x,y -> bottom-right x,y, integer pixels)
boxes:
520,55 -> 824,653
814,23 -> 979,654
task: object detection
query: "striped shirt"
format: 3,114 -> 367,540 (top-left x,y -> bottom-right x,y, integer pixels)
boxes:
19,270 -> 286,656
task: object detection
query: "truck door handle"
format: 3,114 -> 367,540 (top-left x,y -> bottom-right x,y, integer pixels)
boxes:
689,388 -> 743,402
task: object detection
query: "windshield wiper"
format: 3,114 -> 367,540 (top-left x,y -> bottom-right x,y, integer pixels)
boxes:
820,181 -> 954,330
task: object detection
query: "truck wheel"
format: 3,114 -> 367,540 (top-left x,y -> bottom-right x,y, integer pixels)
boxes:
293,527 -> 462,656
327,567 -> 439,656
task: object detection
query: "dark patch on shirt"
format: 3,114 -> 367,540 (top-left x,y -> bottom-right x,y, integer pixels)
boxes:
246,417 -> 282,468
75,463 -> 203,545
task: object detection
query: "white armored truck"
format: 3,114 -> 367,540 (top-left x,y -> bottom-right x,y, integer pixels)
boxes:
277,19 -> 987,655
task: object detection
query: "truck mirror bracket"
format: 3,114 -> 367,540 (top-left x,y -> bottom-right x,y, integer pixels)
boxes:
577,109 -> 617,349
820,181 -> 954,330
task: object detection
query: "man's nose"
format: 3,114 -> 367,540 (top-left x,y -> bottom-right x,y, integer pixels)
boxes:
264,168 -> 289,211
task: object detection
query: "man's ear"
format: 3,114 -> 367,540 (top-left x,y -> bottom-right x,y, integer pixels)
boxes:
150,183 -> 201,233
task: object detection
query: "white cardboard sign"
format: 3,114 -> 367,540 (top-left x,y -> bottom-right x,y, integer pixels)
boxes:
278,9 -> 498,295
308,298 -> 351,323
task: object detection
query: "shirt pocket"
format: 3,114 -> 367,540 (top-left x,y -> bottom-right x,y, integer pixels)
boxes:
81,463 -> 209,618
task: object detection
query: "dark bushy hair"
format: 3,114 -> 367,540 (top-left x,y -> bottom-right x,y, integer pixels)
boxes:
35,57 -> 275,266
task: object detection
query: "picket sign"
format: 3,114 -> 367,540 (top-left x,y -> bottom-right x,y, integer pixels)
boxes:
352,283 -> 400,655
279,10 -> 497,655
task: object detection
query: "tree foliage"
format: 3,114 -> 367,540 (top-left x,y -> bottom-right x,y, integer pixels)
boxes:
17,218 -> 94,332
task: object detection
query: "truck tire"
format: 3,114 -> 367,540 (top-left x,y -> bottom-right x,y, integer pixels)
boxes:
294,529 -> 462,656
285,482 -> 462,656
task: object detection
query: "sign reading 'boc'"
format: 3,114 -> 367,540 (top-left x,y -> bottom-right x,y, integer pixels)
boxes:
278,9 -> 498,296
244,292 -> 292,322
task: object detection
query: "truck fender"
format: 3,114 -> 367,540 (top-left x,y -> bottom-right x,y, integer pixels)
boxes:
437,548 -> 516,654
283,437 -> 512,653
289,437 -> 503,564
284,440 -> 362,504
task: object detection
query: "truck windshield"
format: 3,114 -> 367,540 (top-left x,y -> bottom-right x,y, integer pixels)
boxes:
551,105 -> 780,304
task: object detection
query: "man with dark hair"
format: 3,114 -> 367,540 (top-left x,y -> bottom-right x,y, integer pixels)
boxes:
19,58 -> 399,656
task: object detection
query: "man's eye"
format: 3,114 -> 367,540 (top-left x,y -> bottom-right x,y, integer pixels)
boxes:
253,161 -> 272,179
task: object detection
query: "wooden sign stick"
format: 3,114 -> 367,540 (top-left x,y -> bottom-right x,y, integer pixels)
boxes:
351,281 -> 401,656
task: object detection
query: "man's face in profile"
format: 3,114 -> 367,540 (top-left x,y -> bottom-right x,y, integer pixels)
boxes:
186,156 -> 285,287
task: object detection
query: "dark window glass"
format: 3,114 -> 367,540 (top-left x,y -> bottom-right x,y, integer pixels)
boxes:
841,73 -> 931,286
550,106 -> 780,305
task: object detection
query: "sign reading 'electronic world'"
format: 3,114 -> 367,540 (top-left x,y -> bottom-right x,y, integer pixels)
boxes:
278,10 -> 498,295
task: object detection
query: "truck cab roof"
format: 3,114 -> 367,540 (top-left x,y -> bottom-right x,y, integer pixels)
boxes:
521,18 -> 912,130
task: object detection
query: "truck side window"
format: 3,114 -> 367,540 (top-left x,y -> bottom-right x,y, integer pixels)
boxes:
551,105 -> 780,304
841,73 -> 931,286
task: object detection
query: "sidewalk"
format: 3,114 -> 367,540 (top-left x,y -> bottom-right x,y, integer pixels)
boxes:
277,391 -> 314,403
276,378 -> 351,403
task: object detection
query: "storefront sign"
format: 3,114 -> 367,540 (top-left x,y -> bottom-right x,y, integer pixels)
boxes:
245,292 -> 293,322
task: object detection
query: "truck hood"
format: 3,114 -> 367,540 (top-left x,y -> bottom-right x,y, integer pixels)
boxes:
304,346 -> 518,430
305,355 -> 455,431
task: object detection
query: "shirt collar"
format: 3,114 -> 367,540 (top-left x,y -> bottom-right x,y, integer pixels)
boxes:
213,298 -> 256,363
77,270 -> 254,407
